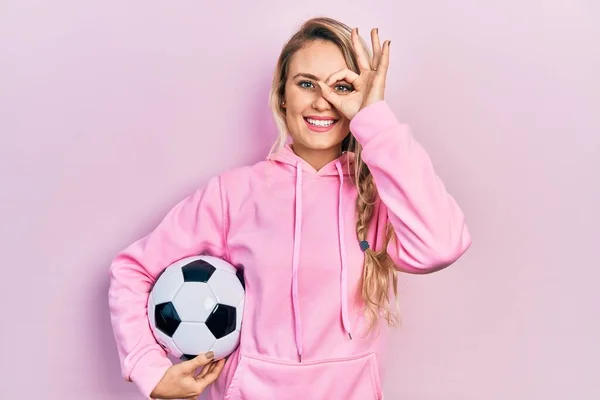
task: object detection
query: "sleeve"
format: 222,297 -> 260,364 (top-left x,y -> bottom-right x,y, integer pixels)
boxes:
107,175 -> 230,398
349,100 -> 472,274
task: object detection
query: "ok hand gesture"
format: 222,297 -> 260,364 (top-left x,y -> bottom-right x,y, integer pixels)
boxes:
317,28 -> 391,121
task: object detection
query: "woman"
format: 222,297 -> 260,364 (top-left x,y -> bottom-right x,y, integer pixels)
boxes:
108,17 -> 471,400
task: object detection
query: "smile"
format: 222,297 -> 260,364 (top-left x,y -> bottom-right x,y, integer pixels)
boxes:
306,118 -> 336,127
303,116 -> 339,132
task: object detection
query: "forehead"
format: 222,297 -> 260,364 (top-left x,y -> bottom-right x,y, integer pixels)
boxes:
288,40 -> 348,80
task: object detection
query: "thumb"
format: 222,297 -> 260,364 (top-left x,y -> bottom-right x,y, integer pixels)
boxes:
316,80 -> 342,109
181,351 -> 215,372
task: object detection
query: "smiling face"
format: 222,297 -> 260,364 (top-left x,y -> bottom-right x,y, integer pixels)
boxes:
282,40 -> 353,170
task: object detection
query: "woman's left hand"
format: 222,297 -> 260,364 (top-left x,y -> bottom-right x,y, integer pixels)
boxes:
317,27 -> 391,121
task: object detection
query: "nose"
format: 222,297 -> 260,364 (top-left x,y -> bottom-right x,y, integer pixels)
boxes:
312,93 -> 331,111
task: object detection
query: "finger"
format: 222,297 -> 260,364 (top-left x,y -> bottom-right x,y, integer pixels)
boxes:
196,358 -> 226,389
195,360 -> 218,380
372,40 -> 391,95
316,80 -> 343,110
182,351 -> 215,372
351,28 -> 372,72
370,28 -> 382,70
205,358 -> 226,381
324,68 -> 360,87
194,358 -> 220,381
375,40 -> 391,77
194,362 -> 211,380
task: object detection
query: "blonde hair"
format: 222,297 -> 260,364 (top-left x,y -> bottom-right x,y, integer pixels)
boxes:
268,17 -> 399,331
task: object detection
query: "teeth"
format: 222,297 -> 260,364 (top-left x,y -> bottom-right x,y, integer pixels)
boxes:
307,118 -> 335,127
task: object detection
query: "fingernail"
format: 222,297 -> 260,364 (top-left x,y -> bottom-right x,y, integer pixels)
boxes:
206,351 -> 214,359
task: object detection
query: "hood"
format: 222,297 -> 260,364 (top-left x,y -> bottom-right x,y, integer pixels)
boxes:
266,144 -> 358,361
267,143 -> 356,176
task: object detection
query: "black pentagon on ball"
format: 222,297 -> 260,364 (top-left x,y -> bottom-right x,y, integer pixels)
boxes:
181,259 -> 216,283
180,354 -> 197,361
155,302 -> 181,337
205,303 -> 237,339
236,268 -> 245,290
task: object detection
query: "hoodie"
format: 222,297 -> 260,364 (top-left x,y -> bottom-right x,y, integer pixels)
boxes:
108,100 -> 472,400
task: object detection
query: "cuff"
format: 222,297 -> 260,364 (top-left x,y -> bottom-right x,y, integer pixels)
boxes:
129,348 -> 173,399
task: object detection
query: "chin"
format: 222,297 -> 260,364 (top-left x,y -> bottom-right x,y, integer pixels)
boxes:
299,122 -> 349,147
299,130 -> 346,151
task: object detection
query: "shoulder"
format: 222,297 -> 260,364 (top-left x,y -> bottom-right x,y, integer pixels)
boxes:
215,159 -> 275,198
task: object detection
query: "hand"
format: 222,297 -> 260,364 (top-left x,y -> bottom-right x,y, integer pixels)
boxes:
316,27 -> 391,120
150,352 -> 226,399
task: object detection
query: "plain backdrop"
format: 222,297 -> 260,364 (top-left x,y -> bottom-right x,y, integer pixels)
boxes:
1,1 -> 599,399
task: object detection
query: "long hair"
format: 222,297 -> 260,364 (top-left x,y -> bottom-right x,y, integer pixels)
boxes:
268,17 -> 400,331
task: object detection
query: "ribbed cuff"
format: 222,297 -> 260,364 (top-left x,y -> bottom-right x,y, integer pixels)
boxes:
349,100 -> 402,146
129,348 -> 173,399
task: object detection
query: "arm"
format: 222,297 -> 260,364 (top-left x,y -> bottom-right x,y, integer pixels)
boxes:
350,100 -> 471,273
108,175 -> 229,397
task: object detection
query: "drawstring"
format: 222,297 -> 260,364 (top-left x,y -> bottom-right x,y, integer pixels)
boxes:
291,161 -> 303,361
335,161 -> 353,340
290,160 -> 353,363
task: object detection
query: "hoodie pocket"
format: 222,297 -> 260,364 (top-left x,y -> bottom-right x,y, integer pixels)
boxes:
224,352 -> 383,400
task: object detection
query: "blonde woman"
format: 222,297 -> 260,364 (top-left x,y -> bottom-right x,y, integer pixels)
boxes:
108,16 -> 471,400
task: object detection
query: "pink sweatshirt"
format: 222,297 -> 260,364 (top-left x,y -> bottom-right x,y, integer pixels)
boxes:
108,100 -> 472,399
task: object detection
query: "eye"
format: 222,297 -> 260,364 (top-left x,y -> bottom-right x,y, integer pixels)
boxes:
298,80 -> 315,89
334,84 -> 354,93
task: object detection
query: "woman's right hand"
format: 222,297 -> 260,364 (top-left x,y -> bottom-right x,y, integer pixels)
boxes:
150,351 -> 226,399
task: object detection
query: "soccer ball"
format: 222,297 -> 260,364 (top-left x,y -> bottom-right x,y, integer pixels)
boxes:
147,255 -> 245,361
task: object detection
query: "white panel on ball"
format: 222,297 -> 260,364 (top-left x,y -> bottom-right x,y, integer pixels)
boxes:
172,322 -> 216,357
211,330 -> 240,360
235,297 -> 244,332
172,282 -> 217,323
151,266 -> 184,305
157,334 -> 183,359
207,269 -> 244,307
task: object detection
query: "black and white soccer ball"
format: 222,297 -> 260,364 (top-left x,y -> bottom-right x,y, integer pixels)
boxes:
147,255 -> 245,361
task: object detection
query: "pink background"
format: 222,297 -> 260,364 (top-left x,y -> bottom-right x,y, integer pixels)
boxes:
1,1 -> 599,399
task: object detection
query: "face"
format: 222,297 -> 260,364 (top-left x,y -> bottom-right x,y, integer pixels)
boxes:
282,40 -> 353,169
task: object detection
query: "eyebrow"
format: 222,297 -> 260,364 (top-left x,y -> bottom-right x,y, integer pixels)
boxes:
292,73 -> 320,80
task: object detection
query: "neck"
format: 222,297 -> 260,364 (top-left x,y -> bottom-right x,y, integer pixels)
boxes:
291,144 -> 342,171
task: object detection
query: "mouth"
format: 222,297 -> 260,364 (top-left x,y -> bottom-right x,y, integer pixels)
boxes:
303,116 -> 339,132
